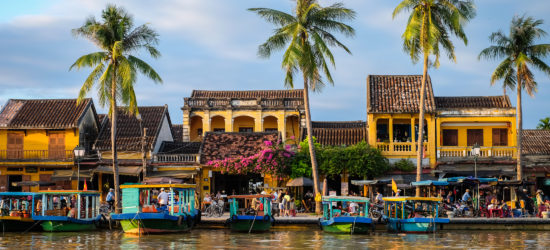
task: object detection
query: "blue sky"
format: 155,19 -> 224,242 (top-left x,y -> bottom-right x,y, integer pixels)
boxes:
0,0 -> 549,128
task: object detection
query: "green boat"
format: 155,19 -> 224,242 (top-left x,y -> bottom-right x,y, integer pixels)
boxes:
320,196 -> 373,234
0,192 -> 42,232
110,183 -> 199,234
33,190 -> 101,232
226,194 -> 274,232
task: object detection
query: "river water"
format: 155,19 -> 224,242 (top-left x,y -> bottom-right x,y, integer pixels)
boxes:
1,227 -> 548,249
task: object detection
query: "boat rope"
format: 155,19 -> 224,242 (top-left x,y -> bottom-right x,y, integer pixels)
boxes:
351,217 -> 357,235
249,214 -> 257,234
22,220 -> 42,234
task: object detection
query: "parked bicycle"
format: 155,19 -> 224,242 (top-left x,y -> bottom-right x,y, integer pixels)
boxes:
204,199 -> 224,217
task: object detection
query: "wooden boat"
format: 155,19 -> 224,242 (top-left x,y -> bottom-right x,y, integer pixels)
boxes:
319,196 -> 372,234
382,197 -> 449,233
110,184 -> 199,234
33,190 -> 101,232
226,194 -> 274,232
0,192 -> 41,232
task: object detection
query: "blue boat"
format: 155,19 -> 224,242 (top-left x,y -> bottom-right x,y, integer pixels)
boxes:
110,184 -> 199,234
226,194 -> 274,232
320,196 -> 372,234
0,192 -> 41,232
382,197 -> 449,233
32,190 -> 102,232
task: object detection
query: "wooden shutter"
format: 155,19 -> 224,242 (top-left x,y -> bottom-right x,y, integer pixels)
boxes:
492,128 -> 508,146
39,174 -> 52,190
22,175 -> 31,192
49,133 -> 65,159
7,133 -> 24,159
442,130 -> 458,146
467,129 -> 484,146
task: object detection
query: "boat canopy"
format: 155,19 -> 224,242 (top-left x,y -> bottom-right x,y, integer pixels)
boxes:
228,194 -> 272,199
322,196 -> 370,203
411,180 -> 449,186
441,177 -> 498,184
0,192 -> 39,197
36,190 -> 100,196
120,183 -> 196,189
382,196 -> 443,202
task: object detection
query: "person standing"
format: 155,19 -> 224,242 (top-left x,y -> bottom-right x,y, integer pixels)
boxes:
158,188 -> 169,210
375,191 -> 383,204
106,188 -> 115,212
536,190 -> 545,217
462,189 -> 471,204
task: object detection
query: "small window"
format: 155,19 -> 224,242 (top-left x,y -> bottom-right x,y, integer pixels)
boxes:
442,129 -> 458,146
239,127 -> 253,132
492,128 -> 508,146
264,128 -> 278,132
467,129 -> 484,146
213,128 -> 225,132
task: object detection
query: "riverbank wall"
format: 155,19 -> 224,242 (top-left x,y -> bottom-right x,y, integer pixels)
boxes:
199,216 -> 550,230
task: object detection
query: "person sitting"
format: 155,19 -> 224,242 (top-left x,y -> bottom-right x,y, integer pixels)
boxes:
375,191 -> 383,204
157,188 -> 169,211
67,205 -> 77,218
35,199 -> 42,214
349,202 -> 359,215
60,199 -> 67,210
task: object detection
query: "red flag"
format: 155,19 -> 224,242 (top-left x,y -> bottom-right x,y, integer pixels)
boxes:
83,179 -> 88,191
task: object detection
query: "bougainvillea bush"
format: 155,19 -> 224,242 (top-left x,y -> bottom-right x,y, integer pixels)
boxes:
206,141 -> 294,178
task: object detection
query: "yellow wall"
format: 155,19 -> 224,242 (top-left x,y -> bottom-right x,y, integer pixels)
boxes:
367,113 -> 437,166
211,116 -> 225,131
263,116 -> 278,131
436,116 -> 517,148
285,115 -> 300,144
188,110 -> 300,142
0,128 -> 80,192
190,116 -> 203,141
233,116 -> 255,132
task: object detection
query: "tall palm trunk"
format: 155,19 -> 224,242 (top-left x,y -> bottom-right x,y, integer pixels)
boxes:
516,69 -> 523,180
303,76 -> 321,214
416,53 -> 429,197
111,62 -> 121,213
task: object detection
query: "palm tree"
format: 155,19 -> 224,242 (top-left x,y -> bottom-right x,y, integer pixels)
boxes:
537,117 -> 550,130
70,5 -> 162,212
479,16 -> 550,180
393,0 -> 476,196
249,0 -> 355,213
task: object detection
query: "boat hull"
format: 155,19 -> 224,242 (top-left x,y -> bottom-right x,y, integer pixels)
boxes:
320,217 -> 372,234
41,220 -> 97,232
386,218 -> 449,233
111,212 -> 196,234
0,217 -> 41,232
228,215 -> 272,232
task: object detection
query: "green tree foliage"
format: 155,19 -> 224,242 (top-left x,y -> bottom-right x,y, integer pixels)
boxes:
537,117 -> 550,130
392,159 -> 416,172
290,139 -> 390,179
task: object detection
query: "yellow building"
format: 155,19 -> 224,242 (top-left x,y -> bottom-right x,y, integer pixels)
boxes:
366,75 -> 517,178
182,90 -> 304,143
0,99 -> 100,192
179,89 -> 305,199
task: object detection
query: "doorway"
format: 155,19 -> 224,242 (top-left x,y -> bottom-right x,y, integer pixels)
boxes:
8,175 -> 22,192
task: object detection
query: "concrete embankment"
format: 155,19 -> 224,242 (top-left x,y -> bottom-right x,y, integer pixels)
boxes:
199,216 -> 550,230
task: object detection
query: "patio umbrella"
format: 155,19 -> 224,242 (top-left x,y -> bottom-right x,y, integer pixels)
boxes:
286,177 -> 313,187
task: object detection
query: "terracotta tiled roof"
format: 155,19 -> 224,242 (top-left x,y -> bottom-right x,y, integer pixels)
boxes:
367,75 -> 435,113
302,121 -> 367,146
95,106 -> 171,151
435,96 -> 512,109
171,124 -> 183,142
0,99 -> 93,129
158,141 -> 201,154
522,129 -> 550,155
200,132 -> 279,164
191,89 -> 303,99
97,114 -> 107,123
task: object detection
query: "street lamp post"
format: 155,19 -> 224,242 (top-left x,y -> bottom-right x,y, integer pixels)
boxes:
74,146 -> 85,190
471,143 -> 481,210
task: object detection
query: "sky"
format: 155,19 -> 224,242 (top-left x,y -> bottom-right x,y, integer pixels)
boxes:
0,0 -> 549,128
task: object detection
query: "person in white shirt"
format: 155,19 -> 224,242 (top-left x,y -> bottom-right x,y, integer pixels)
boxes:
157,188 -> 169,208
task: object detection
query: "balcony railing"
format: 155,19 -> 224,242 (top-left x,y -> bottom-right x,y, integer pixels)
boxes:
376,142 -> 428,156
437,146 -> 516,159
153,154 -> 199,163
0,150 -> 74,161
184,97 -> 304,109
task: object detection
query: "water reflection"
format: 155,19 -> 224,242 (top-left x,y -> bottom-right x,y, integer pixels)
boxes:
0,228 -> 548,249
